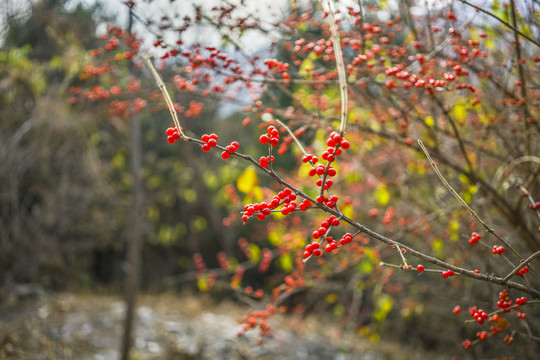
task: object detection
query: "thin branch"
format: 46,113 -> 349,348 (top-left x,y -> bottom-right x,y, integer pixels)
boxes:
141,55 -> 184,137
418,140 -> 522,259
458,0 -> 540,47
503,250 -> 540,282
431,94 -> 474,173
325,0 -> 348,136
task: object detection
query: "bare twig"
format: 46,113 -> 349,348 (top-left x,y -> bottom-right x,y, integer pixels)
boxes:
142,55 -> 184,137
503,250 -> 540,282
325,0 -> 348,136
418,140 -> 525,263
458,0 -> 540,47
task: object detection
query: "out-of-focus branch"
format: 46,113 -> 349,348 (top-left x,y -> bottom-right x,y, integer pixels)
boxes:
459,0 -> 540,47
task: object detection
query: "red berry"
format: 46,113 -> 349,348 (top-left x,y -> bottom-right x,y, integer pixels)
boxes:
202,143 -> 211,152
453,305 -> 461,314
312,248 -> 322,257
417,264 -> 424,272
259,134 -> 269,144
221,151 -> 230,159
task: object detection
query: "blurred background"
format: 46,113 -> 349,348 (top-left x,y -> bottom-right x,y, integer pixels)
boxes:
0,0 -> 539,359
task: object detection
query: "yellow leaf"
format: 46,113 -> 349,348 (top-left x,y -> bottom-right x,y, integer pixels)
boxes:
326,293 -> 338,304
342,203 -> 354,219
373,294 -> 393,322
298,58 -> 313,78
248,243 -> 261,263
453,104 -> 467,122
197,275 -> 208,292
448,220 -> 460,242
424,116 -> 434,127
375,183 -> 390,206
279,253 -> 293,272
237,167 -> 258,194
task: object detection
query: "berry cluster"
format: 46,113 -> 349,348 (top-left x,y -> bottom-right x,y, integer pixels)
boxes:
201,133 -> 218,152
241,188 -> 312,224
193,253 -> 206,271
311,215 -> 340,240
237,305 -> 282,343
221,141 -> 239,159
303,215 -> 352,258
304,241 -> 322,258
476,330 -> 488,340
470,307 -> 488,324
527,201 -> 540,210
259,125 -> 280,147
441,269 -> 455,278
503,334 -> 514,344
492,245 -> 505,255
468,231 -> 481,245
497,290 -> 512,309
166,127 -> 182,143
309,164 -> 337,178
517,266 -> 529,276
258,155 -> 275,168
258,248 -> 272,272
515,296 -> 527,305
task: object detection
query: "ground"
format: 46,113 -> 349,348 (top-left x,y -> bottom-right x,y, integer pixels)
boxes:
0,291 -> 442,359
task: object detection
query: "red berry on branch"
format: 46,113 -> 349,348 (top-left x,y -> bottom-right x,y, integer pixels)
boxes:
259,134 -> 269,144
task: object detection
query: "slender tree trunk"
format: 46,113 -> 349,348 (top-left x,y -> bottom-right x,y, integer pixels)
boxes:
120,7 -> 143,360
